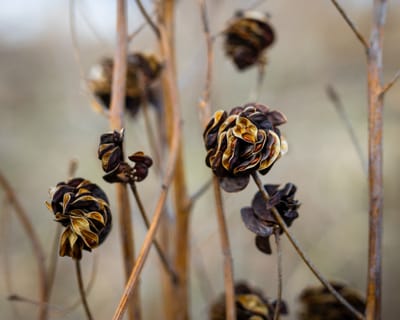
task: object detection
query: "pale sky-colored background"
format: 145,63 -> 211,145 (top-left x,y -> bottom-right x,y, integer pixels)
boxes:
1,1 -> 399,319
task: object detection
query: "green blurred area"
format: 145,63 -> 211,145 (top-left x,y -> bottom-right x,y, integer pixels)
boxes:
0,1 -> 399,319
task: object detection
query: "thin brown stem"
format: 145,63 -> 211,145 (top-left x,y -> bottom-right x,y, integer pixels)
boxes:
0,172 -> 48,320
251,172 -> 365,320
135,0 -> 160,38
198,0 -> 214,127
212,177 -> 236,320
109,0 -> 141,319
273,228 -> 282,320
187,178 -> 212,211
326,84 -> 367,173
251,62 -> 266,102
330,0 -> 369,50
380,68 -> 400,96
45,225 -> 61,302
365,1 -> 387,319
129,182 -> 178,283
75,260 -> 93,320
111,20 -> 182,320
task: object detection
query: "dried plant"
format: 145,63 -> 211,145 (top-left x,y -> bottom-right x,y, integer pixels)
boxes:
0,1 -> 398,320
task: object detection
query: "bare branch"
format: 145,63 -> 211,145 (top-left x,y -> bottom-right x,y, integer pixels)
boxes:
198,0 -> 214,127
380,68 -> 400,96
135,0 -> 160,38
129,182 -> 178,283
330,0 -> 369,50
251,172 -> 365,320
326,84 -> 367,174
111,22 -> 182,320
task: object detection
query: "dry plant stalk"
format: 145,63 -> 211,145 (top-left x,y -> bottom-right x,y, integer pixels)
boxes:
330,1 -> 399,318
109,0 -> 141,319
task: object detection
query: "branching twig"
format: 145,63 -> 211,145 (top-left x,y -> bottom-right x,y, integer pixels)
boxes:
0,172 -> 48,320
129,182 -> 178,283
251,172 -> 365,320
273,228 -> 282,320
135,0 -> 160,38
111,21 -> 182,320
330,0 -> 369,50
326,84 -> 367,174
212,177 -> 236,320
380,68 -> 400,96
75,260 -> 93,320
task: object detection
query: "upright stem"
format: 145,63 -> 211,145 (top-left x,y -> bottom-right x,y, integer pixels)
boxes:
109,1 -> 141,319
75,260 -> 93,320
158,1 -> 191,319
213,177 -> 236,320
366,1 -> 387,319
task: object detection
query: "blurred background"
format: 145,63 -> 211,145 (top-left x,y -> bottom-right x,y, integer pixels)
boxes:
0,0 -> 399,319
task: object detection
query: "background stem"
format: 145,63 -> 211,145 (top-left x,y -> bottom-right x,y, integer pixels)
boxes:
75,260 -> 93,320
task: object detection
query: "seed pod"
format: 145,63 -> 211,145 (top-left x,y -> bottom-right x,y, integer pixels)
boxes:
88,52 -> 162,117
210,281 -> 287,320
298,282 -> 365,320
241,183 -> 300,255
45,178 -> 112,260
204,103 -> 287,192
224,10 -> 275,70
128,151 -> 153,182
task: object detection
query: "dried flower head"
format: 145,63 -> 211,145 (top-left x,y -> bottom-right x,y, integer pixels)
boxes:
128,151 -> 153,182
46,178 -> 112,260
210,281 -> 287,320
224,10 -> 275,70
299,282 -> 365,320
204,103 -> 287,192
241,183 -> 300,254
88,52 -> 162,117
98,130 -> 153,183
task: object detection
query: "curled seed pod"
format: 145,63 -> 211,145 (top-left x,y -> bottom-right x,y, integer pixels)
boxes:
204,103 -> 287,192
128,151 -> 153,182
88,52 -> 162,117
45,178 -> 112,260
210,281 -> 288,320
224,10 -> 275,70
298,282 -> 365,320
98,129 -> 130,183
241,183 -> 300,255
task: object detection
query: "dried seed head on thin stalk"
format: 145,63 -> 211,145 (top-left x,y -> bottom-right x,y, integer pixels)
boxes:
224,10 -> 275,70
241,183 -> 300,254
204,103 -> 287,192
298,282 -> 365,320
210,281 -> 288,320
98,129 -> 153,183
88,52 -> 162,117
45,178 -> 112,260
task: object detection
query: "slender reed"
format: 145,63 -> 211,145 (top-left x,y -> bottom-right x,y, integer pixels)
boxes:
273,228 -> 282,320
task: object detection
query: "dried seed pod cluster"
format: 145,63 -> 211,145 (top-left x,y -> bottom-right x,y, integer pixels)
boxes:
98,129 -> 153,183
224,10 -> 275,70
210,282 -> 287,320
299,282 -> 365,320
241,183 -> 300,254
204,103 -> 287,192
88,52 -> 162,117
46,178 -> 112,260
